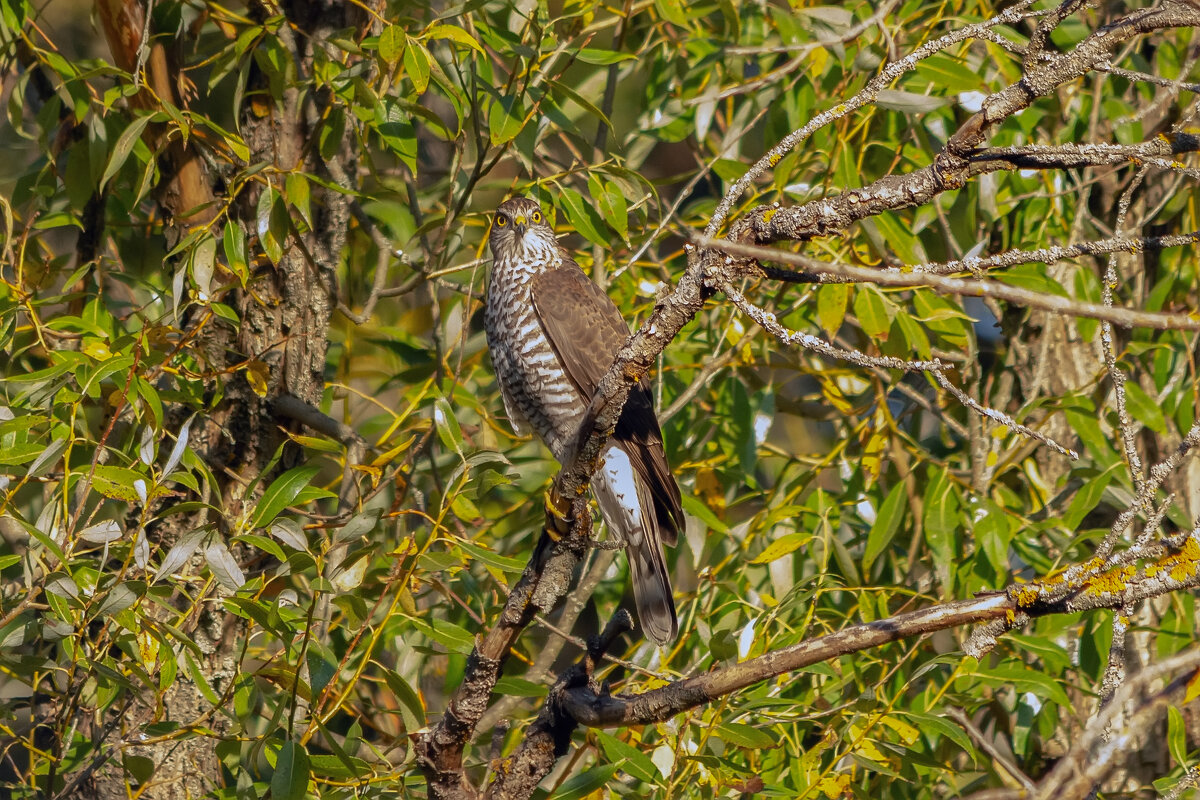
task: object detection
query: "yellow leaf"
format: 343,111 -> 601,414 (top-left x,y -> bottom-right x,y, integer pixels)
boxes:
880,715 -> 920,745
848,724 -> 888,763
695,467 -> 725,514
371,434 -> 416,467
424,23 -> 485,54
244,359 -> 269,397
853,737 -> 887,763
860,427 -> 887,485
137,628 -> 159,670
818,773 -> 850,799
351,463 -> 382,482
1185,669 -> 1200,703
820,376 -> 854,415
727,316 -> 745,346
82,339 -> 112,360
750,531 -> 812,564
809,47 -> 829,78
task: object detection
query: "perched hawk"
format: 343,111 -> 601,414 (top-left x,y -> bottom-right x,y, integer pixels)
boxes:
484,196 -> 684,645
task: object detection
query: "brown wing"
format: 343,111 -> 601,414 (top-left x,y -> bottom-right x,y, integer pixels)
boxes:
530,262 -> 684,542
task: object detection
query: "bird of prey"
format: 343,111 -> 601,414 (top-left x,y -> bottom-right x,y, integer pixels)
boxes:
484,196 -> 685,645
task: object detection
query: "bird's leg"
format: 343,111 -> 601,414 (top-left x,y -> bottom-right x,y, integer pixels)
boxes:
589,537 -> 624,551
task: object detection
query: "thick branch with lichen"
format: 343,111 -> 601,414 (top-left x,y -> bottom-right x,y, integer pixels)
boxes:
557,533 -> 1200,728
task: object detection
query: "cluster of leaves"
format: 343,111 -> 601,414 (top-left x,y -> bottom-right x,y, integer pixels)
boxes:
1,0 -> 1198,798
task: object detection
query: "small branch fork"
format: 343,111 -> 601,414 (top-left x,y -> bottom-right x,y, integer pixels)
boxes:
419,4 -> 1200,799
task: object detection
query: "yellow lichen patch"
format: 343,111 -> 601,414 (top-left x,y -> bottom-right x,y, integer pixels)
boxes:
1011,584 -> 1041,606
1080,564 -> 1134,598
1147,536 -> 1200,582
768,153 -> 782,167
762,208 -> 777,225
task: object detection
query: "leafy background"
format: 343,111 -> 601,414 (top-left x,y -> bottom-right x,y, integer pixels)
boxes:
1,0 -> 1198,797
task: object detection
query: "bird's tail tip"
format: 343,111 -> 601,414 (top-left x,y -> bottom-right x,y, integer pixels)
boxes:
630,547 -> 678,646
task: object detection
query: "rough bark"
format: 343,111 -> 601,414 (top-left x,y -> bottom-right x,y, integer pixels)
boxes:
85,1 -> 367,796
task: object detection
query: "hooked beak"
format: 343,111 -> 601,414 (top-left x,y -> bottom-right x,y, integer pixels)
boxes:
512,214 -> 527,236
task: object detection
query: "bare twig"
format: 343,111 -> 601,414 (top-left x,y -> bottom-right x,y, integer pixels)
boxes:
704,0 -> 1042,236
699,235 -> 1200,332
946,707 -> 1038,795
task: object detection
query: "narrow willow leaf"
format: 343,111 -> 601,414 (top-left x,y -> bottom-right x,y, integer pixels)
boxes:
154,528 -> 207,583
204,538 -> 246,590
163,413 -> 195,476
78,520 -> 123,544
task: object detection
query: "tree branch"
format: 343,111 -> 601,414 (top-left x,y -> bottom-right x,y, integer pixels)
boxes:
698,235 -> 1200,331
560,532 -> 1200,728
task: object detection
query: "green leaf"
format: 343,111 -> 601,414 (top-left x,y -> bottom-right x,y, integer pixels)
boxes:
914,53 -> 984,93
597,180 -> 628,240
488,96 -> 525,145
716,722 -> 777,749
547,764 -> 619,800
549,79 -> 612,131
895,312 -> 931,359
408,616 -> 475,653
1063,465 -> 1118,530
381,668 -> 426,732
249,464 -> 322,529
863,483 -> 906,572
26,438 -> 68,479
1168,705 -> 1186,767
204,538 -> 246,590
457,541 -> 525,573
575,48 -> 637,65
680,493 -> 729,534
817,283 -> 849,338
271,740 -> 310,800
100,114 -> 154,191
922,466 -> 959,593
901,710 -> 974,753
853,286 -> 891,339
597,731 -> 658,783
91,465 -> 167,504
493,676 -> 548,697
434,396 -> 464,456
557,187 -> 607,247
969,661 -> 1071,708
654,0 -> 687,26
403,41 -> 431,94
874,89 -> 953,114
378,25 -> 405,64
1124,382 -> 1167,434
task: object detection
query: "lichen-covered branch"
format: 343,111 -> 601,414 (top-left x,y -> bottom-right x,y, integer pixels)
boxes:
557,533 -> 1200,728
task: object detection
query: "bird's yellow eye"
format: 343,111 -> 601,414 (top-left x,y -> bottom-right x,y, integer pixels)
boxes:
531,211 -> 542,223
496,215 -> 508,227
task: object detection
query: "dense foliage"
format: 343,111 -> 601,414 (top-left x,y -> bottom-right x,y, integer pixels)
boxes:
1,0 -> 1198,797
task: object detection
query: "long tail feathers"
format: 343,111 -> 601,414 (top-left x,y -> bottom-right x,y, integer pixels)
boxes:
627,531 -> 678,645
595,444 -> 679,645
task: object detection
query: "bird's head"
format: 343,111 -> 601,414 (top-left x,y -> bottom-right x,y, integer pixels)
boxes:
489,196 -> 556,264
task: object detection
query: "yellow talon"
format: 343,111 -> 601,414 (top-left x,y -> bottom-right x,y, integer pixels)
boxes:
544,488 -> 572,540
